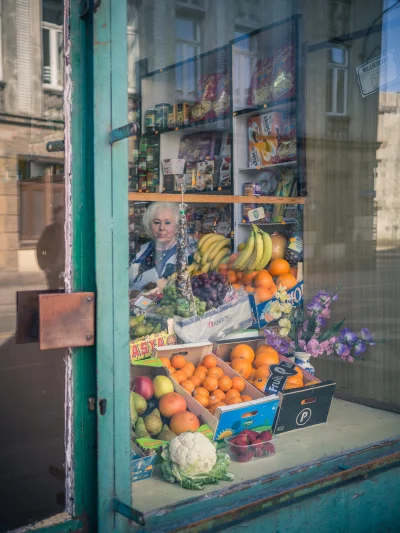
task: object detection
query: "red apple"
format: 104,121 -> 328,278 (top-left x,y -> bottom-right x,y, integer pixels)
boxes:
132,376 -> 154,400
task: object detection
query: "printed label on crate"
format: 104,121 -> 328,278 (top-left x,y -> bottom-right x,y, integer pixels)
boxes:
260,360 -> 298,395
247,207 -> 265,222
130,333 -> 177,362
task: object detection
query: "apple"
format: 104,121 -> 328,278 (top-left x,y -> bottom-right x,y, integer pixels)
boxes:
153,375 -> 174,399
132,376 -> 154,400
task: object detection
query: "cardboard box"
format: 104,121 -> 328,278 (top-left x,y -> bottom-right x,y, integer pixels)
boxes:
248,280 -> 304,329
130,330 -> 177,362
214,338 -> 336,435
154,342 -> 280,442
131,442 -> 157,482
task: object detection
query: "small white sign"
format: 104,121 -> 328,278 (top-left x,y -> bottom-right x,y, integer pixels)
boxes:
356,51 -> 399,98
247,206 -> 265,222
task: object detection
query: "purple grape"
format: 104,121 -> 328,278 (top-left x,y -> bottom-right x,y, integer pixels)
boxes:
210,290 -> 217,300
216,283 -> 223,292
198,274 -> 207,282
204,281 -> 211,289
193,289 -> 201,297
192,281 -> 198,289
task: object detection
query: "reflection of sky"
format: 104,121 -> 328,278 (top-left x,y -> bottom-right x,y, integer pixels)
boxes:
380,0 -> 400,92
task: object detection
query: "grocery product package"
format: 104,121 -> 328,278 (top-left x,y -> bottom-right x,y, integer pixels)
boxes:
173,291 -> 253,343
191,71 -> 230,123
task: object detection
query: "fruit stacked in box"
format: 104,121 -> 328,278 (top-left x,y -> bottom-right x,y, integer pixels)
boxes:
215,341 -> 320,393
155,343 -> 279,442
131,369 -> 203,448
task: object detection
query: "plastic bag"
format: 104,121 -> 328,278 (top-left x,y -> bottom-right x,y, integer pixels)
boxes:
173,291 -> 253,343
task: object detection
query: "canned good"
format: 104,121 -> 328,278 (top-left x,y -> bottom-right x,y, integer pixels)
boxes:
145,109 -> 156,132
155,103 -> 169,130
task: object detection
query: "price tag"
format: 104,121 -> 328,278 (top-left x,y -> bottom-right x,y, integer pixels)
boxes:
247,207 -> 265,222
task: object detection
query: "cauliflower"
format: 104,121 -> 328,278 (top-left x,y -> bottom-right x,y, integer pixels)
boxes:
169,432 -> 217,474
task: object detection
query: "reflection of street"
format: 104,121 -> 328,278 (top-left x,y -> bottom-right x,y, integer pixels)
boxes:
0,271 -> 65,531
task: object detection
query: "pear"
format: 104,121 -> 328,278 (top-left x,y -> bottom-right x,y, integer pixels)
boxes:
130,391 -> 147,416
130,393 -> 138,427
157,424 -> 177,442
153,375 -> 174,399
135,417 -> 151,439
144,408 -> 162,437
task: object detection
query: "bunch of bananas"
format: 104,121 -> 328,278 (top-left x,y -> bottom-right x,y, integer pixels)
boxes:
233,224 -> 272,272
188,233 -> 231,275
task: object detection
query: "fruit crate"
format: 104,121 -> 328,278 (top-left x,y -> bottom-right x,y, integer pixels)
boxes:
225,429 -> 277,463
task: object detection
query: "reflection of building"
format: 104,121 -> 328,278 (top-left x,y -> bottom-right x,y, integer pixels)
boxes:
0,0 -> 64,272
376,91 -> 400,249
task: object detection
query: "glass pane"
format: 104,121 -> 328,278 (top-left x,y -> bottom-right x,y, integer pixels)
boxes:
0,1 -> 66,530
176,18 -> 197,41
126,0 -> 400,519
42,28 -> 51,83
57,31 -> 63,87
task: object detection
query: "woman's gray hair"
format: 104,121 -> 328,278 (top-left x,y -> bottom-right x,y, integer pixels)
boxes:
142,202 -> 180,239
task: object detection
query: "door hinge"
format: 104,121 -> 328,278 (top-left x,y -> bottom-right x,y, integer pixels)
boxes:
88,397 -> 96,411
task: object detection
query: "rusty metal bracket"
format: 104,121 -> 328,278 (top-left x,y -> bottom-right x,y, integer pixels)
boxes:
16,290 -> 95,350
112,498 -> 145,526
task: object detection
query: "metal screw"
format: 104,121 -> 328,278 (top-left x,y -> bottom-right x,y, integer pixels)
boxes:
87,297 -> 92,302
86,333 -> 93,341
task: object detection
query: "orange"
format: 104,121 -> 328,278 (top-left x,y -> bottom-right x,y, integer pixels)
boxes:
225,396 -> 242,405
232,283 -> 243,290
306,380 -> 320,386
248,369 -> 256,381
284,382 -> 302,390
211,389 -> 226,400
276,273 -> 297,290
241,271 -> 258,286
256,344 -> 278,355
218,263 -> 228,273
182,362 -> 195,378
255,285 -> 277,303
231,376 -> 246,392
225,389 -> 241,400
241,394 -> 253,402
203,355 -> 218,369
254,350 -> 279,368
268,258 -> 290,277
218,375 -> 232,392
209,401 -> 226,415
227,270 -> 238,283
230,344 -> 255,363
171,355 -> 186,369
181,380 -> 195,394
253,377 -> 267,392
190,374 -> 203,388
231,358 -> 253,379
207,367 -> 224,379
170,412 -> 200,435
194,387 -> 209,397
254,365 -> 271,379
290,266 -> 298,278
195,394 -> 209,408
159,357 -> 171,368
254,270 -> 274,288
202,376 -> 219,392
286,375 -> 303,387
245,286 -> 255,293
195,364 -> 208,374
173,370 -> 187,384
169,367 -> 176,374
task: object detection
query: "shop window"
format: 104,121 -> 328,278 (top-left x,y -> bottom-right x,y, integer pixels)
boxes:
175,16 -> 201,100
233,27 -> 258,109
127,0 -> 139,92
326,46 -> 348,115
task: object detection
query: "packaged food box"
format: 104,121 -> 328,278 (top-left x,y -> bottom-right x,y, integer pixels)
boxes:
178,132 -> 216,162
243,182 -> 262,196
248,112 -> 296,168
161,158 -> 186,175
248,280 -> 304,329
131,441 -> 157,482
177,102 -> 190,127
214,339 -> 336,435
154,342 -> 280,442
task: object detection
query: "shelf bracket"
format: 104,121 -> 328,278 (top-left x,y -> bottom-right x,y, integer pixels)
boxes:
109,122 -> 139,144
112,498 -> 145,526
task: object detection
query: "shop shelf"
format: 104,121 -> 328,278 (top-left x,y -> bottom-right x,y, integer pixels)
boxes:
233,97 -> 296,118
238,221 -> 295,226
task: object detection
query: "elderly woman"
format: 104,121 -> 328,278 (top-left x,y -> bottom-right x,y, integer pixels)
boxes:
129,202 -> 180,290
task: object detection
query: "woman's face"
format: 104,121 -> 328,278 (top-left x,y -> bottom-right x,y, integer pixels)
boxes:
151,209 -> 177,244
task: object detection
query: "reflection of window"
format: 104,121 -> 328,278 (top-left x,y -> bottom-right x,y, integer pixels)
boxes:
127,0 -> 139,92
233,28 -> 257,108
175,17 -> 201,100
42,23 -> 63,88
326,46 -> 348,115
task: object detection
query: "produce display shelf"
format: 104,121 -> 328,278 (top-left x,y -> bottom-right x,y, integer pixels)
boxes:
232,97 -> 296,118
128,192 -> 306,205
238,161 -> 297,172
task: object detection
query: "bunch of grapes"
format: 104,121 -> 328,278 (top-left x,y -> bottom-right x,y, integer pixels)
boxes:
191,271 -> 230,311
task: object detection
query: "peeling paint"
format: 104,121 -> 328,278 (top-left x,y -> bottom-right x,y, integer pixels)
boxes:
63,0 -> 75,517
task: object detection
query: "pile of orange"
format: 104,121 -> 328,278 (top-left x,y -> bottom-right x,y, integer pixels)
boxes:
227,343 -> 310,392
222,258 -> 298,303
160,354 -> 250,415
